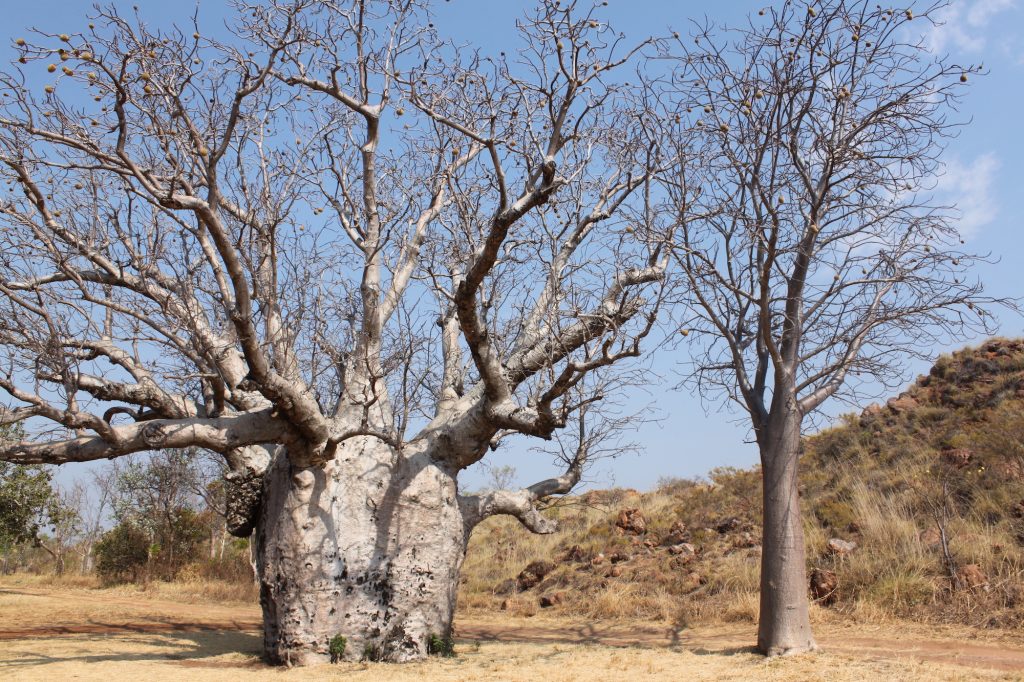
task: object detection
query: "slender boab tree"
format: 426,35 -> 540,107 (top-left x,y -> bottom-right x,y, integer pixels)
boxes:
0,0 -> 671,664
661,0 -> 999,655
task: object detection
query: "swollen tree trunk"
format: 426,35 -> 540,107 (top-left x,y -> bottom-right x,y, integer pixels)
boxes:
253,437 -> 467,665
756,406 -> 816,656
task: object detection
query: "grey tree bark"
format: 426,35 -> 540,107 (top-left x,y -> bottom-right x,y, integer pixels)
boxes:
254,439 -> 465,664
756,403 -> 815,656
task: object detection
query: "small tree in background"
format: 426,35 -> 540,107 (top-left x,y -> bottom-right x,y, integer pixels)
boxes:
108,451 -> 206,580
74,473 -> 114,575
661,0 -> 1002,654
0,462 -> 58,558
34,486 -> 81,575
0,424 -> 63,571
94,521 -> 150,584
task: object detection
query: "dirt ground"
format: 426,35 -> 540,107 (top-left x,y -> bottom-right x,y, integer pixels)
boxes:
2,579 -> 1023,681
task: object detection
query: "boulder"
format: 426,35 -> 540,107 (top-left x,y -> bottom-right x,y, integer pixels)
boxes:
919,527 -> 942,548
667,542 -> 697,563
681,572 -> 704,592
660,520 -> 691,546
608,566 -> 623,578
563,544 -> 587,562
539,591 -> 565,608
516,560 -> 555,591
732,531 -> 758,549
959,564 -> 989,591
859,403 -> 883,424
941,448 -> 973,468
810,568 -> 838,605
715,517 -> 742,534
996,460 -> 1024,480
615,508 -> 647,535
826,538 -> 857,556
886,395 -> 919,413
591,552 -> 606,566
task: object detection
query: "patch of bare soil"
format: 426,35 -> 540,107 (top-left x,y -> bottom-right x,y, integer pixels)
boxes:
458,618 -> 1024,673
2,581 -> 1023,680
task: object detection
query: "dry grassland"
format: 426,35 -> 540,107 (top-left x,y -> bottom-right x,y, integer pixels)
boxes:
2,576 -> 1023,681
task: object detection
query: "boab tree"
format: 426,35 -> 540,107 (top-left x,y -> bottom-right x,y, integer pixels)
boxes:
662,0 -> 997,655
0,0 -> 669,664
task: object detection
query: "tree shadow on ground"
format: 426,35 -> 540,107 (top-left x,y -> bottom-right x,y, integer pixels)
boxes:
688,645 -> 760,656
0,629 -> 265,671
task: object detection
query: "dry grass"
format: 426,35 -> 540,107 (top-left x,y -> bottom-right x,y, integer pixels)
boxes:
459,341 -> 1024,632
4,633 -> 1018,682
460,475 -> 1024,628
5,578 -> 1024,680
0,571 -> 258,605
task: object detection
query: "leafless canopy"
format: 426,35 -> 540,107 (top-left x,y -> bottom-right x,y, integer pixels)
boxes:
662,0 -> 1000,430
0,0 -> 669,523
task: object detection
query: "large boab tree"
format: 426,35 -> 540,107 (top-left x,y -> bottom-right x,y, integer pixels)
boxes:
0,0 -> 670,664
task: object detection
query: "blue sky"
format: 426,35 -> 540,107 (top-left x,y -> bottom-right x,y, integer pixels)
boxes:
2,1 -> 1022,492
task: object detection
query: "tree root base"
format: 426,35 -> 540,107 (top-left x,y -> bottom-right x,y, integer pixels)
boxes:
758,641 -> 819,658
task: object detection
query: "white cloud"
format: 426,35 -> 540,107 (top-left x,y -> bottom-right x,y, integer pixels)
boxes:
934,153 -> 1000,239
926,0 -> 1015,54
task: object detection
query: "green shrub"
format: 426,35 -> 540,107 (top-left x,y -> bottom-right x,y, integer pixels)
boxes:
147,507 -> 206,580
94,522 -> 149,584
328,634 -> 346,663
814,495 -> 856,531
427,633 -> 455,658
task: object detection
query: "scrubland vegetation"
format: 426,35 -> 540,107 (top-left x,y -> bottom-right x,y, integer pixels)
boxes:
460,339 -> 1024,630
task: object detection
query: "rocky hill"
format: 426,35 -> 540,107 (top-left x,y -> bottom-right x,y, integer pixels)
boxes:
459,338 -> 1024,629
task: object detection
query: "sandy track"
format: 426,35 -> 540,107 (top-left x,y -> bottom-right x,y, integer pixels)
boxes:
1,584 -> 1023,677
